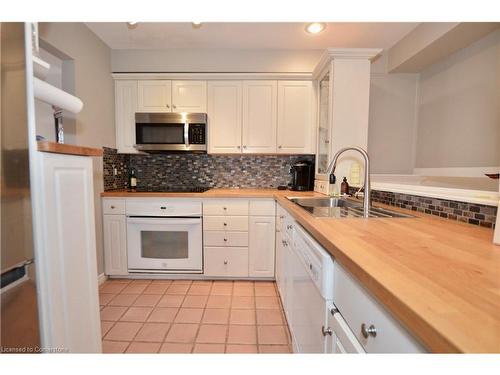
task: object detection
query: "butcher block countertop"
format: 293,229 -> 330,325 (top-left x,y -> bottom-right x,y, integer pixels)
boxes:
101,188 -> 500,353
37,141 -> 103,157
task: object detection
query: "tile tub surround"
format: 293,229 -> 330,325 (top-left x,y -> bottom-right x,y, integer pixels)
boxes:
348,187 -> 497,229
102,147 -> 314,191
99,279 -> 292,354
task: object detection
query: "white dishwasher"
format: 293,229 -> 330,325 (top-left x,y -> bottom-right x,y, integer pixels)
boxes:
289,224 -> 335,353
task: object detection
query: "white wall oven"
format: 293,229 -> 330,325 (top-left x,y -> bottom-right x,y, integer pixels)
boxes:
126,199 -> 203,273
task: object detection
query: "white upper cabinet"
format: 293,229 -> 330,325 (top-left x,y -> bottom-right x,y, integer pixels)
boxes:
137,80 -> 172,112
277,81 -> 315,154
207,81 -> 242,153
242,80 -> 278,153
115,80 -> 139,153
172,80 -> 207,112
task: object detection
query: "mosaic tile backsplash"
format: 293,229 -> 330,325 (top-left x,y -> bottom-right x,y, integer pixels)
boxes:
349,187 -> 497,229
103,147 -> 314,190
103,148 -> 497,229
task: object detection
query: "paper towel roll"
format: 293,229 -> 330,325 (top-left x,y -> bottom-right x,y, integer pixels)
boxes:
34,77 -> 83,114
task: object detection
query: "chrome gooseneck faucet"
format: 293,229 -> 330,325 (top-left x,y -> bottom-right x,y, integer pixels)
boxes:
326,146 -> 371,218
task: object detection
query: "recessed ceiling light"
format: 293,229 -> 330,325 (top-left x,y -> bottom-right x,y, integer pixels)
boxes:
192,22 -> 202,29
127,22 -> 138,29
305,22 -> 326,34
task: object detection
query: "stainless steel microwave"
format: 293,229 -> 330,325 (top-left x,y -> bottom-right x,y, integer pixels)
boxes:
134,112 -> 207,152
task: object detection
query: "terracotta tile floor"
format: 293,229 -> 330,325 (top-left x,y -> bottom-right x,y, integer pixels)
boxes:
99,279 -> 292,354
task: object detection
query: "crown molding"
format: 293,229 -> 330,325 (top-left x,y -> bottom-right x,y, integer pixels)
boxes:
112,72 -> 313,80
313,48 -> 383,79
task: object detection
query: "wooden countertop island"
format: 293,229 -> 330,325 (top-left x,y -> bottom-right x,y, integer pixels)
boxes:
101,188 -> 500,353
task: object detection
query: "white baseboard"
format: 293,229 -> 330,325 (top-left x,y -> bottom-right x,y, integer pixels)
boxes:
97,273 -> 108,286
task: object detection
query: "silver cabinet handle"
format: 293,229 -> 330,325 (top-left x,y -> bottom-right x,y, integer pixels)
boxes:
223,260 -> 228,265
361,323 -> 377,338
322,326 -> 333,336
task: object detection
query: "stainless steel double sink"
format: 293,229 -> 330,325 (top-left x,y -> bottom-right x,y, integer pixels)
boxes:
288,197 -> 414,218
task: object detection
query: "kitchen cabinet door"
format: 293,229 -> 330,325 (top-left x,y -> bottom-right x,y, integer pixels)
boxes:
248,216 -> 276,277
277,81 -> 315,154
242,80 -> 277,153
275,231 -> 285,300
115,80 -> 139,153
137,80 -> 172,112
207,81 -> 242,153
103,214 -> 128,276
172,80 -> 207,112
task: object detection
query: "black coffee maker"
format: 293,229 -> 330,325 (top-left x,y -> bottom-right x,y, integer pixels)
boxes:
289,160 -> 315,191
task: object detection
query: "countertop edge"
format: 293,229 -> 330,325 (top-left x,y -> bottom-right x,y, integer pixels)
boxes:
37,141 -> 103,157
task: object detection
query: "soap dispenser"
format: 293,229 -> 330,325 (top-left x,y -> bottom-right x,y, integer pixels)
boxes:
341,177 -> 349,196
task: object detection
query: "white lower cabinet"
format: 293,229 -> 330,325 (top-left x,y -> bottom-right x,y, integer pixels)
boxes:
35,152 -> 101,352
103,214 -> 128,276
333,262 -> 426,353
204,247 -> 249,277
203,198 -> 275,278
248,216 -> 275,277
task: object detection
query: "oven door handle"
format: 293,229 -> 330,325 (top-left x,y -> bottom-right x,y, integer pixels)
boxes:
184,121 -> 189,148
127,217 -> 201,226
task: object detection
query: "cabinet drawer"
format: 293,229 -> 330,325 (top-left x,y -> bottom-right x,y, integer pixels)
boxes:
204,247 -> 249,277
203,216 -> 248,231
102,199 -> 126,215
203,231 -> 249,247
126,198 -> 202,216
333,263 -> 426,353
203,200 -> 249,216
249,199 -> 276,216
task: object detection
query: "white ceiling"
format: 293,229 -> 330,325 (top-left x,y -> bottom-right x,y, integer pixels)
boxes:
86,22 -> 419,50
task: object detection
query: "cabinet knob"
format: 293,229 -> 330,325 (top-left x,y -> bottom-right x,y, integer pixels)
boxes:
279,215 -> 285,219
243,145 -> 247,149
321,325 -> 333,337
172,105 -> 176,109
324,140 -> 330,144
237,145 -> 241,149
223,238 -> 227,242
160,206 -> 167,210
361,323 -> 377,338
223,260 -> 228,265
166,104 -> 170,109
223,207 -> 227,211
223,222 -> 227,227
278,145 -> 282,149
287,225 -> 292,230
110,205 -> 115,209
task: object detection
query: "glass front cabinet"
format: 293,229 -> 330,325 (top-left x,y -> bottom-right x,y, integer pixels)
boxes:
316,66 -> 333,180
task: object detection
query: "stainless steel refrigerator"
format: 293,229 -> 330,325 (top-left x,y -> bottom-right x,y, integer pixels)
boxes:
1,22 -> 41,353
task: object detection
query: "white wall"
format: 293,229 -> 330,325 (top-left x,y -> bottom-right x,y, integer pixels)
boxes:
368,29 -> 500,175
38,22 -> 115,275
111,48 -> 322,73
415,29 -> 500,169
